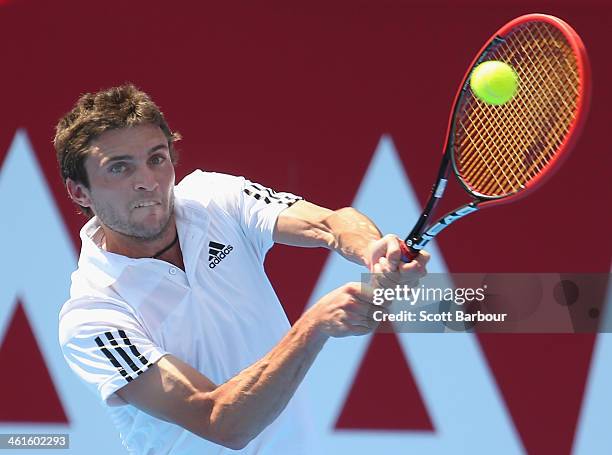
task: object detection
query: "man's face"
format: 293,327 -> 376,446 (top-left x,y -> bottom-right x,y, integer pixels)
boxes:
72,123 -> 176,241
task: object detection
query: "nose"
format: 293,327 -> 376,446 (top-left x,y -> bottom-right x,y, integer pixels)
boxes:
133,166 -> 159,192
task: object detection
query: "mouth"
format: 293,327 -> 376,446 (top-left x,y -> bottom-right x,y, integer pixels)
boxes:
133,201 -> 161,209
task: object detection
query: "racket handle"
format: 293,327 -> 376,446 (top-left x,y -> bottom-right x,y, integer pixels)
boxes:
399,242 -> 419,263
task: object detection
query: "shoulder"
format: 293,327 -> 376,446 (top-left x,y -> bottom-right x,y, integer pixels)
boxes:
175,170 -> 246,205
58,297 -> 137,345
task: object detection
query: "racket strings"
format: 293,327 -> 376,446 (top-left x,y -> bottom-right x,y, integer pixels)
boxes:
474,26 -> 577,194
455,21 -> 580,197
468,28 -> 575,194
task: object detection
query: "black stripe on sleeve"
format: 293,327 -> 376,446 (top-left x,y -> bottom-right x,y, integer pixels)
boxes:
257,186 -> 282,201
117,330 -> 151,369
243,183 -> 302,206
94,336 -> 133,382
104,332 -> 142,375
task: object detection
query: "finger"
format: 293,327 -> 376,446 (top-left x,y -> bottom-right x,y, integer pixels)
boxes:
372,274 -> 400,290
398,260 -> 427,279
344,281 -> 370,296
370,262 -> 386,288
374,259 -> 406,288
378,257 -> 394,274
392,268 -> 422,286
385,236 -> 402,269
368,238 -> 388,269
372,261 -> 383,275
347,300 -> 375,317
353,284 -> 375,305
345,281 -> 376,303
378,274 -> 402,288
370,265 -> 395,290
416,249 -> 431,265
379,258 -> 409,284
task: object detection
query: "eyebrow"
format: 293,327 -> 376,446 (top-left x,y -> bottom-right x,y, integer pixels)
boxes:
103,144 -> 169,164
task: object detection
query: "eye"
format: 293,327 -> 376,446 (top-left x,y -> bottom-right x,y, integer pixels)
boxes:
109,162 -> 127,174
150,154 -> 166,165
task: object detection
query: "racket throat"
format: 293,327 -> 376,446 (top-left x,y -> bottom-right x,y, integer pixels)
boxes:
406,203 -> 479,251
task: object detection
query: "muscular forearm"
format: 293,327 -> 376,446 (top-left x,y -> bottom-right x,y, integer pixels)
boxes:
274,202 -> 382,267
205,315 -> 327,448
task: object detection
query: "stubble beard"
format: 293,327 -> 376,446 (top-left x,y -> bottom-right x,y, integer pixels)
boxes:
93,191 -> 175,242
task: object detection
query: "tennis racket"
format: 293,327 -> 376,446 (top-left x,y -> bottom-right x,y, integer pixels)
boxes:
400,13 -> 591,262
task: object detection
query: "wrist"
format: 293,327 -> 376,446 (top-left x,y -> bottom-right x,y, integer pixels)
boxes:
295,310 -> 330,348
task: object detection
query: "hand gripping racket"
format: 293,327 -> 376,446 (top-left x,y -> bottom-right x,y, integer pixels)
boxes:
400,13 -> 591,262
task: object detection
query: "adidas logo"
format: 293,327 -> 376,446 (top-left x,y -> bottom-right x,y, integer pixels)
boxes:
208,241 -> 234,269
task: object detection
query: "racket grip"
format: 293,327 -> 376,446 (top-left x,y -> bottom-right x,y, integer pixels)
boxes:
399,242 -> 419,263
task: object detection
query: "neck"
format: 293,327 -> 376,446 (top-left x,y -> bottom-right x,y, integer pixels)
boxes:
152,231 -> 179,258
102,216 -> 178,260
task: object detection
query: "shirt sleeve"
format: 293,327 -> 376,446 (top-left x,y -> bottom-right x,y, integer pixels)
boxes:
238,178 -> 303,254
177,170 -> 303,257
59,299 -> 168,407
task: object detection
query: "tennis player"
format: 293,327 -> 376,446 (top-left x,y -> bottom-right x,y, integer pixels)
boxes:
56,84 -> 429,454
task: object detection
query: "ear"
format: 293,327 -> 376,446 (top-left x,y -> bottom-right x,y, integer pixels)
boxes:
66,178 -> 92,209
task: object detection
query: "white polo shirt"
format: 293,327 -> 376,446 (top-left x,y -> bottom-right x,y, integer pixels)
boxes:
59,170 -> 311,454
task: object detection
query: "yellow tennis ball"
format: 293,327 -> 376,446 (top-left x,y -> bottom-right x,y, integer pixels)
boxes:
470,61 -> 518,105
